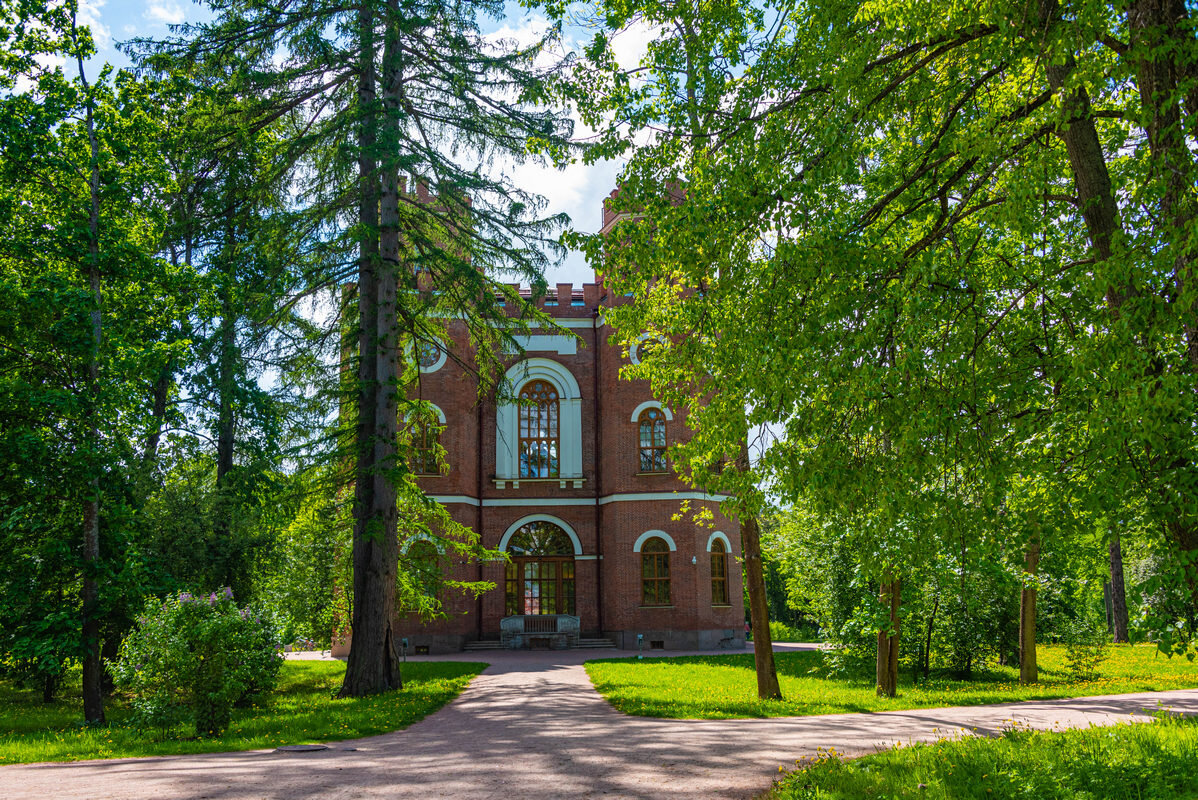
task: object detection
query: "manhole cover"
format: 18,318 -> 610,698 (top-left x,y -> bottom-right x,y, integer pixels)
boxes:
276,744 -> 329,753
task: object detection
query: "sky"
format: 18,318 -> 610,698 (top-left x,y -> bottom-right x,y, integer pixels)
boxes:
82,0 -> 649,287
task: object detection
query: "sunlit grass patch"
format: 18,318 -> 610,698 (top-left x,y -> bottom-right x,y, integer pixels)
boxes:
764,713 -> 1198,800
584,645 -> 1198,719
0,660 -> 484,765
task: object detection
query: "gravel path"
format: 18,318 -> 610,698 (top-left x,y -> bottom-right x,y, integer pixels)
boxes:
7,645 -> 1198,800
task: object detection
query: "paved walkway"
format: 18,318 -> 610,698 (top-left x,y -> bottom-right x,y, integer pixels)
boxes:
8,645 -> 1198,800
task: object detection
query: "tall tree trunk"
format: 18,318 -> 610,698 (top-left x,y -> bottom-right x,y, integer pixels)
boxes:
73,11 -> 105,727
340,0 -> 401,696
213,199 -> 237,546
741,509 -> 782,700
141,363 -> 172,465
1109,532 -> 1130,644
213,196 -> 236,524
1129,0 -> 1198,611
1019,537 -> 1041,685
876,573 -> 901,697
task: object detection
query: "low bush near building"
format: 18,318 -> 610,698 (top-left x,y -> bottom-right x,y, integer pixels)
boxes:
111,589 -> 283,737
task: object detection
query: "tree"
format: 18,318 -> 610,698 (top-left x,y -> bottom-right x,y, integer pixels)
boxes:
1,0 -> 182,719
137,0 -> 576,695
564,0 -> 1198,686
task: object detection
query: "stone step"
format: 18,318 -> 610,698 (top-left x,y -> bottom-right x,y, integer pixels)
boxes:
461,638 -> 618,651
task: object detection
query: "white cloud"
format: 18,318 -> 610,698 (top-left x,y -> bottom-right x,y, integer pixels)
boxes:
144,0 -> 186,26
78,0 -> 111,48
610,20 -> 660,73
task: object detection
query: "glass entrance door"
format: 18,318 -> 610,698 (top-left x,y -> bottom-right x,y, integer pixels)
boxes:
503,521 -> 577,616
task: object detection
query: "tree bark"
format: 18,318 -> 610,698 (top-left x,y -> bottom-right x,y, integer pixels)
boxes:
340,0 -> 401,696
1019,537 -> 1041,685
1109,532 -> 1130,644
213,196 -> 237,546
741,509 -> 782,700
72,10 -> 105,727
876,574 -> 901,697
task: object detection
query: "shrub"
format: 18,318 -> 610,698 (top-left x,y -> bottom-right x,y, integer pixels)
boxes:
1062,618 -> 1110,681
111,589 -> 283,737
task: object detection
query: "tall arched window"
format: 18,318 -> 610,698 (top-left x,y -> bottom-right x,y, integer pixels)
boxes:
504,520 -> 575,615
710,539 -> 729,605
410,421 -> 441,475
641,537 -> 671,606
638,407 -> 667,472
519,379 -> 559,478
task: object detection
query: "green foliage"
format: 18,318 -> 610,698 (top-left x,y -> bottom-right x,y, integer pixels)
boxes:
110,590 -> 283,737
584,645 -> 1198,720
558,0 -> 1198,662
1062,619 -> 1111,682
255,480 -> 350,647
767,715 -> 1198,800
0,659 -> 483,764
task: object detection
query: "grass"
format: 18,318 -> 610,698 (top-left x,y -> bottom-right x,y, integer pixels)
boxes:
0,659 -> 485,765
585,644 -> 1198,719
764,714 -> 1198,800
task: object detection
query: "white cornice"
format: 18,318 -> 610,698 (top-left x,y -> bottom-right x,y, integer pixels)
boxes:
427,491 -> 730,507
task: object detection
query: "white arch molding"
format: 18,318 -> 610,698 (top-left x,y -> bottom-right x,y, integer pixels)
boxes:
629,400 -> 673,422
495,358 -> 584,486
405,401 -> 446,425
499,514 -> 583,556
400,532 -> 445,554
706,531 -> 731,552
633,530 -> 677,552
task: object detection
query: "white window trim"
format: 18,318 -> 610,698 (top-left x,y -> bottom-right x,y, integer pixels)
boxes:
633,530 -> 677,552
629,332 -> 653,365
413,339 -> 448,373
498,514 -> 582,556
401,532 -> 445,554
405,402 -> 446,425
496,358 -> 583,483
706,531 -> 731,552
630,400 -> 673,422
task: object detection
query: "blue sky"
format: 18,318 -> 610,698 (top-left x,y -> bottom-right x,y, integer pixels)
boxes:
82,0 -> 635,287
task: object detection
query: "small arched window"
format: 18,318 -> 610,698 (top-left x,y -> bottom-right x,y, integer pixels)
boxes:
710,539 -> 729,605
638,408 -> 667,473
641,536 -> 671,606
519,379 -> 559,478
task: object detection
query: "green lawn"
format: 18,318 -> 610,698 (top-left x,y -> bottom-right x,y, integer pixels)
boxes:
765,714 -> 1198,800
0,659 -> 485,765
585,645 -> 1198,719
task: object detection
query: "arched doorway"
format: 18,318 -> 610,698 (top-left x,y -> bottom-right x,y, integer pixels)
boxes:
504,520 -> 576,616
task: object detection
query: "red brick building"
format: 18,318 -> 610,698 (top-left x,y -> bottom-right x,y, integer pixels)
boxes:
392,197 -> 746,653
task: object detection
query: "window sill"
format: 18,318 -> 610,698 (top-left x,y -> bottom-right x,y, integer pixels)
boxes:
711,604 -> 733,608
494,477 -> 585,489
638,605 -> 674,609
634,471 -> 671,477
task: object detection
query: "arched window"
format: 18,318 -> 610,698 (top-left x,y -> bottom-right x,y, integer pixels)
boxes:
638,408 -> 667,472
710,539 -> 729,605
504,520 -> 575,615
518,379 -> 559,478
405,405 -> 444,475
641,536 -> 671,606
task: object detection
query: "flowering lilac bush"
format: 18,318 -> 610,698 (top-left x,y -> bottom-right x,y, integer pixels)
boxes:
111,589 -> 283,737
